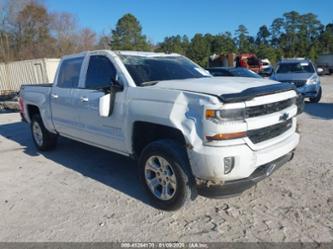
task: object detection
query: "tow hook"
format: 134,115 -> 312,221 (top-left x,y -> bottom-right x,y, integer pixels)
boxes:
289,151 -> 295,161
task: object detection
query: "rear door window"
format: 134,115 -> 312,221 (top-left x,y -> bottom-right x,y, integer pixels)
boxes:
85,55 -> 117,89
57,57 -> 84,88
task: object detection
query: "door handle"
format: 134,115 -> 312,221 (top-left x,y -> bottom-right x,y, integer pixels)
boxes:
51,94 -> 59,99
80,96 -> 89,102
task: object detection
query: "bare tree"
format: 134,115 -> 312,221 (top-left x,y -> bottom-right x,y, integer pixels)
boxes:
15,1 -> 54,59
50,11 -> 79,56
0,0 -> 29,61
96,35 -> 110,49
77,28 -> 96,52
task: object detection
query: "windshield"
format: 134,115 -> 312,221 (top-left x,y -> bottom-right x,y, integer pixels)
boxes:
276,62 -> 315,74
120,55 -> 210,86
228,68 -> 262,78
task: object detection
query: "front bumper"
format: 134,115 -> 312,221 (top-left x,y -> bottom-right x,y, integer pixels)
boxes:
196,152 -> 294,198
297,82 -> 320,98
188,132 -> 299,181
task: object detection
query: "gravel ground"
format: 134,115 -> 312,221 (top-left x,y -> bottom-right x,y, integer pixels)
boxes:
0,77 -> 332,242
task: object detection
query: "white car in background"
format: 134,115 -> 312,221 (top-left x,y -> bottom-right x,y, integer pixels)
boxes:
261,58 -> 273,77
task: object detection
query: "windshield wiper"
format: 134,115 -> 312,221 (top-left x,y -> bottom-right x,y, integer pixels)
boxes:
140,81 -> 159,87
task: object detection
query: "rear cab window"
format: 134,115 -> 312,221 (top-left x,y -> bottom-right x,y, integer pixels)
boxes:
57,57 -> 84,88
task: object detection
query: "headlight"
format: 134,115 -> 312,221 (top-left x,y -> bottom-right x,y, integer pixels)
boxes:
206,108 -> 245,122
307,76 -> 319,84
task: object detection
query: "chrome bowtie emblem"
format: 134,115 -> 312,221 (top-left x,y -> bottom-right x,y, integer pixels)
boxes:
279,113 -> 289,121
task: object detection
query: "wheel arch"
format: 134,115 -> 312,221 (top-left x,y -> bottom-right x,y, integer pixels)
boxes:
26,104 -> 41,122
132,121 -> 188,158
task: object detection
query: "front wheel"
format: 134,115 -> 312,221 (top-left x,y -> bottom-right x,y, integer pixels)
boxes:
31,114 -> 58,151
309,86 -> 322,103
139,139 -> 195,211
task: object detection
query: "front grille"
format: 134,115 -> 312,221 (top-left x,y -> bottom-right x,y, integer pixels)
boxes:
248,119 -> 293,144
246,98 -> 295,118
279,80 -> 307,87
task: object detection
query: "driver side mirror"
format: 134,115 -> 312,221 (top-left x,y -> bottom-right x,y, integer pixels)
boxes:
99,93 -> 111,117
98,74 -> 123,117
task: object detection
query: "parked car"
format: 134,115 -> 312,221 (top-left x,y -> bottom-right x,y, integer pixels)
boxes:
261,58 -> 271,68
260,66 -> 274,77
271,58 -> 322,103
260,58 -> 273,77
316,53 -> 333,75
20,50 -> 301,210
207,67 -> 262,78
235,53 -> 262,73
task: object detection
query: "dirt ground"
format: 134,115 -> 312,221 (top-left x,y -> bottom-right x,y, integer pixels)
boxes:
0,77 -> 333,242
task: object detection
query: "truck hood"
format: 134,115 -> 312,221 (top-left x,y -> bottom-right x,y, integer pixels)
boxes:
152,76 -> 281,97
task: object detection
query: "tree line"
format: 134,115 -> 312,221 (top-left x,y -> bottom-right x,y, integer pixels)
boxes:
1,0 -> 333,67
0,0 -> 97,62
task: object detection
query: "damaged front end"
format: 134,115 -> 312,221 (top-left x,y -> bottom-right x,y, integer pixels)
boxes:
196,152 -> 294,198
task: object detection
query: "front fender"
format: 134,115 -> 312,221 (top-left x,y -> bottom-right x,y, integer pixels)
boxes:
126,87 -> 219,153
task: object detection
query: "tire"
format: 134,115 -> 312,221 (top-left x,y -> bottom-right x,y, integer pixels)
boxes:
139,139 -> 195,211
309,86 -> 322,103
31,114 -> 58,151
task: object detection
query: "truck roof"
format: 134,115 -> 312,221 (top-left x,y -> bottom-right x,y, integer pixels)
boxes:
116,50 -> 181,57
61,50 -> 181,60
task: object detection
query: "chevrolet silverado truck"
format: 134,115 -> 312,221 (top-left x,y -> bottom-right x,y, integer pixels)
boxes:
20,50 -> 301,211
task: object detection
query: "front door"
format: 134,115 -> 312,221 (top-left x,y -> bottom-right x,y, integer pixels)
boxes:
74,55 -> 127,153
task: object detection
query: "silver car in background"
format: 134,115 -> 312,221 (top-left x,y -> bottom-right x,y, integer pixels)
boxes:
271,58 -> 322,103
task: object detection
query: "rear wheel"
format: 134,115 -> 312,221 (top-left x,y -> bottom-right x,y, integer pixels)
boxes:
309,86 -> 322,103
31,114 -> 58,151
139,139 -> 195,211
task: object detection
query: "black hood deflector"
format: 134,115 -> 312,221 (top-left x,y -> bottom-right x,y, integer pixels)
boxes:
219,83 -> 296,103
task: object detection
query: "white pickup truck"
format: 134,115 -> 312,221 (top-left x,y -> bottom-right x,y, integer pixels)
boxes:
20,50 -> 301,210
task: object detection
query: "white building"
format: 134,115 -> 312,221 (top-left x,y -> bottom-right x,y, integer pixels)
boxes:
0,58 -> 60,95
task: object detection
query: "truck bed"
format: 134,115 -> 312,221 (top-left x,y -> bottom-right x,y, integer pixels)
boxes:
20,83 -> 54,128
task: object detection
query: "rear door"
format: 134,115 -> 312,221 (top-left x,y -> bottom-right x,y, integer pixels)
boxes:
73,54 -> 127,153
51,57 -> 84,137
